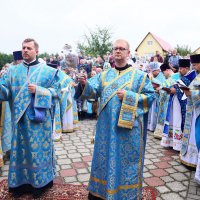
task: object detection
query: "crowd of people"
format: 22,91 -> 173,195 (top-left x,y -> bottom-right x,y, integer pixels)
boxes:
0,37 -> 199,199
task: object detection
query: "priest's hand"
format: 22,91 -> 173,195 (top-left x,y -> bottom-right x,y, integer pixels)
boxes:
170,87 -> 176,94
116,89 -> 125,100
28,83 -> 36,93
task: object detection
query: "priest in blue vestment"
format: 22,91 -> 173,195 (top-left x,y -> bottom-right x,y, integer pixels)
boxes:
180,54 -> 200,181
75,39 -> 155,200
0,38 -> 68,198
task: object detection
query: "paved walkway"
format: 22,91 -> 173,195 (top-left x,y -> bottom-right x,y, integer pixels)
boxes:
1,119 -> 200,199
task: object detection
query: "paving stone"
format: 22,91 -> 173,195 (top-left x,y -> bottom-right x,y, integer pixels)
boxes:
77,145 -> 87,149
150,158 -> 160,162
182,181 -> 189,187
72,162 -> 87,169
155,153 -> 164,157
68,150 -> 78,154
77,148 -> 90,153
58,155 -> 67,159
60,169 -> 77,177
188,186 -> 197,195
64,176 -> 77,183
161,193 -> 184,200
144,177 -> 165,187
55,147 -> 64,151
185,172 -> 191,177
88,167 -> 91,172
156,186 -> 170,193
165,168 -> 177,174
57,159 -> 71,165
159,156 -> 173,162
190,181 -> 199,186
173,165 -> 189,172
145,154 -> 157,159
60,165 -> 72,170
143,167 -> 148,172
144,159 -> 153,165
179,191 -> 187,198
166,181 -> 187,192
187,194 -> 200,200
72,158 -> 82,162
82,156 -> 92,162
143,172 -> 153,178
64,145 -> 77,150
1,165 -> 9,171
154,161 -> 171,169
146,164 -> 158,170
147,149 -> 160,154
81,153 -> 91,156
142,182 -> 147,187
56,165 -> 60,172
54,143 -> 64,148
68,153 -> 82,158
168,161 -> 180,166
55,150 -> 68,156
1,171 -> 8,176
150,169 -> 168,177
76,168 -> 89,174
54,176 -> 64,184
170,172 -> 188,181
160,176 -> 174,183
77,174 -> 90,182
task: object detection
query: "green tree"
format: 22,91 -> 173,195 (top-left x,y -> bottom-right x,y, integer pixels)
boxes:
176,44 -> 192,57
0,53 -> 13,69
77,26 -> 113,58
38,52 -> 50,59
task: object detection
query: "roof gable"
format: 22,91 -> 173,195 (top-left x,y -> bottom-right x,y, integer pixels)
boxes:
135,32 -> 172,52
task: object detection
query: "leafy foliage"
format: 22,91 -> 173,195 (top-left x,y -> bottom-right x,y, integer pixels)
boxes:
77,26 -> 113,57
176,44 -> 192,56
0,53 -> 13,69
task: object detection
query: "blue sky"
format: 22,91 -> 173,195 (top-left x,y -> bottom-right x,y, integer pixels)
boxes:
0,0 -> 199,54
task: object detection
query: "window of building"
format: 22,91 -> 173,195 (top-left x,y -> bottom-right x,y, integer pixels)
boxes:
147,41 -> 153,45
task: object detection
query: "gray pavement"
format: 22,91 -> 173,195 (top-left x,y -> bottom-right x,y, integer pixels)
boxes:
1,119 -> 200,199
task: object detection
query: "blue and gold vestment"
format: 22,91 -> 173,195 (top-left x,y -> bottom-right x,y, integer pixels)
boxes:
78,67 -> 155,199
0,63 -> 67,188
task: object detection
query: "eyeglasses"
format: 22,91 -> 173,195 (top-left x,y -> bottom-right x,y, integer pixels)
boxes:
112,47 -> 127,51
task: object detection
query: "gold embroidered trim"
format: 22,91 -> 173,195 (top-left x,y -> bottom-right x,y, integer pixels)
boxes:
99,81 -> 130,114
141,94 -> 148,113
117,69 -> 139,129
138,73 -> 147,93
90,176 -> 142,195
1,102 -> 5,126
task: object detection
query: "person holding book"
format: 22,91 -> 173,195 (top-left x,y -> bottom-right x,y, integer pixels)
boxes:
154,63 -> 180,139
180,54 -> 200,183
161,59 -> 196,151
